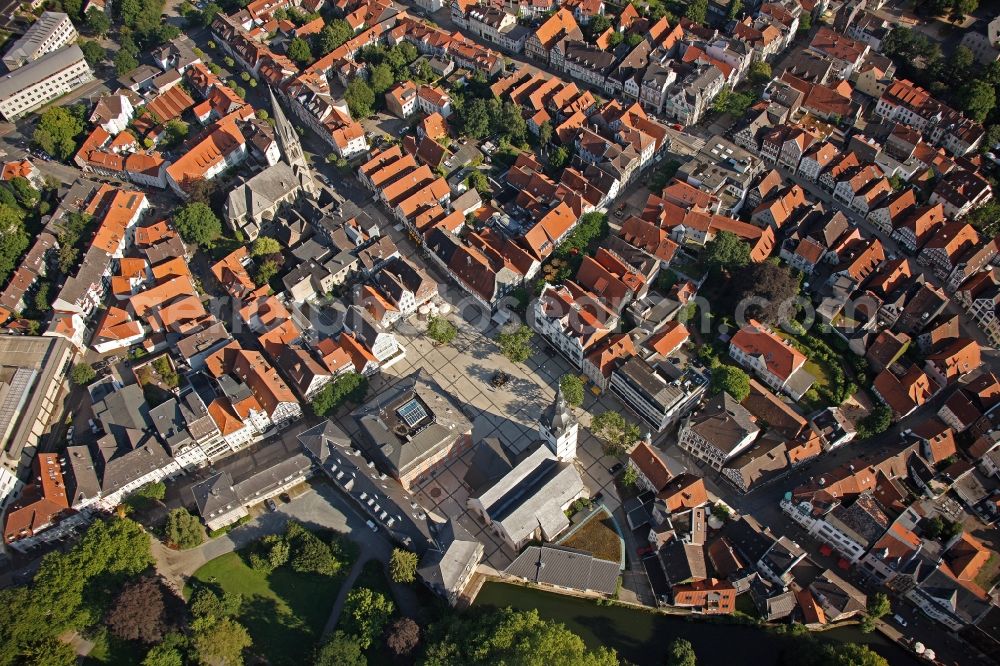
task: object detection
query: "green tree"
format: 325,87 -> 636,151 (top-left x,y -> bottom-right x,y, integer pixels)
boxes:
311,372 -> 368,416
556,211 -> 608,256
726,0 -> 742,20
369,63 -> 395,96
548,145 -> 570,171
499,100 -> 527,143
142,633 -> 187,666
426,315 -> 457,344
8,177 -> 38,208
341,588 -> 394,649
33,106 -> 85,161
465,170 -> 490,193
86,6 -> 111,35
950,0 -> 978,21
960,79 -> 996,122
587,14 -> 612,40
422,607 -> 618,666
967,200 -> 1000,236
389,548 -> 418,583
590,411 -> 641,456
861,593 -> 891,633
797,11 -> 812,32
314,631 -> 366,666
703,230 -> 751,274
189,588 -> 242,626
135,482 -> 166,501
621,464 -> 639,488
345,79 -> 375,119
199,2 -> 222,26
164,119 -> 189,147
497,324 -> 534,363
63,0 -> 83,18
685,0 -> 708,23
287,37 -> 313,66
174,202 -> 221,249
666,638 -> 697,666
115,47 -> 139,76
748,59 -> 770,85
538,120 -> 553,146
79,40 -> 106,68
625,32 -> 644,47
857,404 -> 892,439
315,19 -> 352,56
165,508 -> 204,550
254,259 -> 278,287
460,98 -> 491,139
709,364 -> 751,401
192,617 -> 251,666
559,374 -> 584,407
70,362 -> 97,386
251,236 -> 281,257
265,535 -> 290,570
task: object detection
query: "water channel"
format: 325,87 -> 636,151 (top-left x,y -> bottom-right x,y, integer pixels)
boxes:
475,581 -> 920,665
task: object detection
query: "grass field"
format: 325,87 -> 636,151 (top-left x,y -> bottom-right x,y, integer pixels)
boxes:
188,550 -> 348,665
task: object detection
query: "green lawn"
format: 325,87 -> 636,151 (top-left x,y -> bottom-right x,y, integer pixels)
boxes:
188,550 -> 348,665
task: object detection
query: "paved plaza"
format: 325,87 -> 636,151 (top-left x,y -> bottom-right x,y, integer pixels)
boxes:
329,298 -> 636,571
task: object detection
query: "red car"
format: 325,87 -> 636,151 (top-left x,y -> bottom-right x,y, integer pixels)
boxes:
636,545 -> 654,557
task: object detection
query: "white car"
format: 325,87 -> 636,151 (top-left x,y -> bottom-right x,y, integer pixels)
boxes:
365,519 -> 378,532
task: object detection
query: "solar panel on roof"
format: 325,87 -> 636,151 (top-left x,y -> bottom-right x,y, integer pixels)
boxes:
397,398 -> 428,427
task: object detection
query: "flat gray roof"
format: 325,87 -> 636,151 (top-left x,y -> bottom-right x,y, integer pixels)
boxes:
0,44 -> 86,99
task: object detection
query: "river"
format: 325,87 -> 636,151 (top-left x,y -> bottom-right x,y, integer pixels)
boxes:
475,582 -> 920,665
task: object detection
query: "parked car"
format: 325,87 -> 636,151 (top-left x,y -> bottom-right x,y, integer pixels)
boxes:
893,614 -> 907,627
366,519 -> 378,532
279,493 -> 291,503
264,498 -> 277,512
636,545 -> 653,557
609,462 -> 624,474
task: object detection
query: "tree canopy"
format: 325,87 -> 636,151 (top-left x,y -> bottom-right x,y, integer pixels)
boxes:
311,372 -> 368,417
70,362 -> 97,386
709,365 -> 751,402
288,37 -> 314,66
174,202 -> 222,249
559,374 -> 584,407
341,588 -> 394,649
735,261 -> 802,327
386,617 -> 421,656
345,79 -> 375,119
427,316 -> 458,345
422,607 -> 618,666
497,324 -> 535,363
666,638 -> 697,666
33,106 -> 85,161
106,576 -> 170,643
389,548 -> 418,583
314,631 -> 366,666
251,236 -> 281,257
590,411 -> 641,456
0,517 -> 152,665
703,230 -> 751,274
165,508 -> 204,550
0,204 -> 28,287
315,20 -> 352,56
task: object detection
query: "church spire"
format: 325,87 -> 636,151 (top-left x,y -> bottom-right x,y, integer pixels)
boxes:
268,86 -> 316,194
539,385 -> 578,461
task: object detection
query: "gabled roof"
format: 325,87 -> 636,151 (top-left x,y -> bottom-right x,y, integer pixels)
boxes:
730,319 -> 806,382
629,441 -> 671,492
